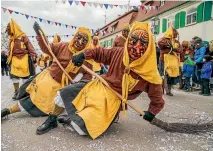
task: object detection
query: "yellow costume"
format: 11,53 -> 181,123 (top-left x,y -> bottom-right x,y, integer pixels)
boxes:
72,21 -> 162,139
8,19 -> 30,77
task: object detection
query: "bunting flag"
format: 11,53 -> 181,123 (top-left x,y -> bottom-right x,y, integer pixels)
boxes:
1,7 -> 95,31
124,5 -> 127,10
104,4 -> 108,9
62,0 -> 66,4
109,4 -> 113,9
25,14 -> 29,19
119,5 -> 123,9
87,2 -> 92,7
93,3 -> 98,8
99,3 -> 103,8
74,1 -> 79,5
68,0 -> 73,5
80,1 -> 86,6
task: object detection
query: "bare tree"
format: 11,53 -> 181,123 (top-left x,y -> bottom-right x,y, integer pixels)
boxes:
1,25 -> 9,52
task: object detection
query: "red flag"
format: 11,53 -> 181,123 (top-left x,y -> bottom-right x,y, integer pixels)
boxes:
140,5 -> 145,10
55,22 -> 58,26
80,1 -> 86,6
71,26 -> 73,29
2,8 -> 7,13
114,5 -> 118,7
8,9 -> 13,14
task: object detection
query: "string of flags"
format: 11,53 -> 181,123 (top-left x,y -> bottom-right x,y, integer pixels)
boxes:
56,0 -> 159,11
1,7 -> 96,33
28,34 -> 73,39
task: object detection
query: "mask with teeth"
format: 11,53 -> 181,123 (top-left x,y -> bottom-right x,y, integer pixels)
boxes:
127,30 -> 149,62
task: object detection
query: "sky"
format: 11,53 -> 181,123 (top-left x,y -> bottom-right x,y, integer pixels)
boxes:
1,0 -> 141,49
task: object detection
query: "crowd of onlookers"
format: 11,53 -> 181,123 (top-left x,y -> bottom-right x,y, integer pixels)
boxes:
157,37 -> 213,96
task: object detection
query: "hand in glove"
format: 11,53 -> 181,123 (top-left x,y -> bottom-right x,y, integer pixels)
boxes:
33,22 -> 41,36
72,52 -> 85,67
142,111 -> 155,122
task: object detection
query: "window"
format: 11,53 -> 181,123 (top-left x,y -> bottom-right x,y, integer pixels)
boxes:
111,22 -> 118,33
186,7 -> 197,25
167,16 -> 175,28
160,0 -> 165,7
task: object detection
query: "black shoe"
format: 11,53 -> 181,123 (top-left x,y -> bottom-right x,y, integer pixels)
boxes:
12,90 -> 18,100
57,115 -> 71,125
36,115 -> 58,135
1,108 -> 10,119
166,92 -> 174,96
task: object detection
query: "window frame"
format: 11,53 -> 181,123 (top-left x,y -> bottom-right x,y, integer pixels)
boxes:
186,9 -> 197,26
160,0 -> 165,7
167,16 -> 175,28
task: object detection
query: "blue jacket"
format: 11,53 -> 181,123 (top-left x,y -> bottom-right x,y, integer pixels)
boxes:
194,46 -> 206,64
183,64 -> 194,77
201,61 -> 212,79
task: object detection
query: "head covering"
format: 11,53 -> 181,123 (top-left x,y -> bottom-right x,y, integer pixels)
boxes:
68,27 -> 92,55
182,41 -> 189,48
194,38 -> 202,44
123,23 -> 130,30
122,21 -> 162,115
53,34 -> 60,43
7,18 -> 26,63
163,25 -> 176,39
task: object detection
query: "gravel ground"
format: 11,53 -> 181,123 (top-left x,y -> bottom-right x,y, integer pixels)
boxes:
1,74 -> 213,151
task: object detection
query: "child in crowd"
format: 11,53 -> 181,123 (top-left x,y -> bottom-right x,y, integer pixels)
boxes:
200,55 -> 212,96
182,55 -> 194,91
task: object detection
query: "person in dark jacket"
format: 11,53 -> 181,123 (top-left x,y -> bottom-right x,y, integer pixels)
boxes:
192,38 -> 206,88
200,55 -> 212,96
182,55 -> 194,91
1,51 -> 9,76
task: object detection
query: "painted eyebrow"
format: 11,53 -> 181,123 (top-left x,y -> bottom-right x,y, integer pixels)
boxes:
130,34 -> 148,43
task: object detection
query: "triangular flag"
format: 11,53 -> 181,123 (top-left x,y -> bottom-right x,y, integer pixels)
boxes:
34,17 -> 38,19
114,5 -> 118,7
74,26 -> 77,29
39,18 -> 43,22
43,19 -> 46,23
67,35 -> 69,37
47,20 -> 51,24
14,11 -> 19,14
31,16 -> 34,18
93,3 -> 98,8
25,14 -> 29,19
87,2 -> 92,7
59,23 -> 61,26
71,25 -> 73,28
55,0 -> 59,3
32,36 -> 34,38
132,6 -> 137,10
80,1 -> 86,6
65,24 -> 68,28
104,4 -> 108,9
52,36 -> 54,38
8,9 -> 13,14
99,3 -> 103,8
109,4 -> 113,9
51,21 -> 54,25
68,0 -> 73,5
119,5 -> 123,9
20,13 -> 24,15
124,5 -> 127,9
55,22 -> 58,26
140,5 -> 145,10
74,1 -> 79,5
62,0 -> 66,4
2,8 -> 7,13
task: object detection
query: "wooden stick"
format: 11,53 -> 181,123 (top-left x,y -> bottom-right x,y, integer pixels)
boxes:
39,30 -> 73,83
82,64 -> 145,116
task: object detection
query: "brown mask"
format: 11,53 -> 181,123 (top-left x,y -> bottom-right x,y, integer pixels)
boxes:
122,28 -> 130,38
73,32 -> 88,51
127,30 -> 149,61
93,38 -> 98,46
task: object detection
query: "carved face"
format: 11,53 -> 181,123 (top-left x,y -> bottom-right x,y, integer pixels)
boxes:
93,38 -> 98,46
122,28 -> 130,38
73,32 -> 88,51
5,23 -> 11,35
127,30 -> 149,61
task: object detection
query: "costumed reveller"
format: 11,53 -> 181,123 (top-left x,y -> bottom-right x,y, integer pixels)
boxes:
113,24 -> 130,47
158,26 -> 181,96
1,50 -> 9,76
37,53 -> 45,71
36,22 -> 165,139
5,19 -> 37,97
1,22 -> 93,123
179,41 -> 194,89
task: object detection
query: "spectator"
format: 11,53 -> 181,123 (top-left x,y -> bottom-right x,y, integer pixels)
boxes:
182,55 -> 194,92
193,38 -> 206,88
200,55 -> 212,96
1,51 -> 9,76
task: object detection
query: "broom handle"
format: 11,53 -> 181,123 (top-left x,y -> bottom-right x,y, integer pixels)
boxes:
81,64 -> 145,116
39,30 -> 73,83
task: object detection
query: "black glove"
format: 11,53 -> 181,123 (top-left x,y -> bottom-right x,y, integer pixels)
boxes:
33,21 -> 41,36
142,111 -> 155,122
72,52 -> 85,67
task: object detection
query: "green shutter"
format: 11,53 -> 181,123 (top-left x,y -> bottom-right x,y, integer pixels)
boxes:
108,39 -> 111,47
162,18 -> 167,33
105,41 -> 108,47
204,1 -> 212,21
156,20 -> 160,35
175,13 -> 180,29
180,11 -> 186,28
111,38 -> 114,46
197,2 -> 204,23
